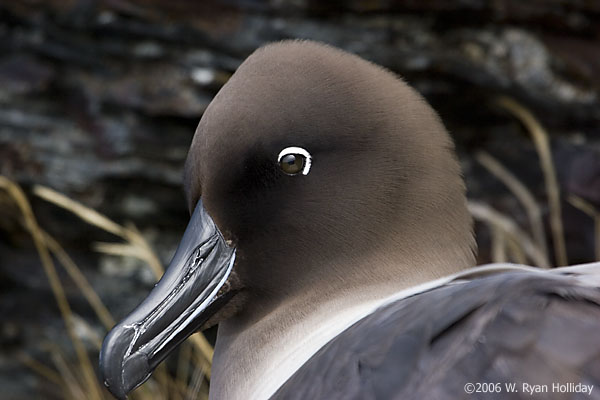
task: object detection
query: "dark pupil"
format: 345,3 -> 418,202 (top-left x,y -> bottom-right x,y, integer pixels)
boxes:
281,154 -> 303,174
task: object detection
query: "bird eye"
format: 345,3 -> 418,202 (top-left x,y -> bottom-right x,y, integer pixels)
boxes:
277,147 -> 312,176
280,154 -> 304,174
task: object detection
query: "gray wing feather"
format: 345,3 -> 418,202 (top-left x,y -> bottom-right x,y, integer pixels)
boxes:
272,270 -> 600,400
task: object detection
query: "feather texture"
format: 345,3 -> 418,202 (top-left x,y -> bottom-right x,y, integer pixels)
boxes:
274,268 -> 600,400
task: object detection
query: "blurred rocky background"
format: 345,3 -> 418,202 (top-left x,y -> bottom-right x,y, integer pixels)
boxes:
1,0 -> 599,398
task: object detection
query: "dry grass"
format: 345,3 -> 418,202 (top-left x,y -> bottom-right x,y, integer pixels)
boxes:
0,177 -> 210,400
0,177 -> 104,400
468,201 -> 550,267
496,96 -> 568,266
475,151 -> 549,266
472,97 -> 600,267
33,185 -> 164,279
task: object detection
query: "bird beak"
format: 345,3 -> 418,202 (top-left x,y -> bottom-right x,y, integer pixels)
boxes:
99,199 -> 237,399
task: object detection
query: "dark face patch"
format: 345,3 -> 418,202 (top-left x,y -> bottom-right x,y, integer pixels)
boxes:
207,143 -> 292,243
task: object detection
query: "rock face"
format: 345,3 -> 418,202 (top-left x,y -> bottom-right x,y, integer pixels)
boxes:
0,1 -> 599,398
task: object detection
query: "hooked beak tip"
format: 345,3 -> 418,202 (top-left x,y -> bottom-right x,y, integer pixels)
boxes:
100,326 -> 150,399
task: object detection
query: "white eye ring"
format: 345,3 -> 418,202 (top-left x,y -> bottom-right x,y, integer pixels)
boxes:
277,146 -> 312,176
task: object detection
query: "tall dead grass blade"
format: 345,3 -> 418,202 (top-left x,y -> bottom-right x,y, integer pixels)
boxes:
475,151 -> 549,265
92,242 -> 145,259
490,226 -> 507,263
124,222 -> 164,279
506,237 -> 527,265
33,185 -> 163,278
189,335 -> 213,378
468,200 -> 549,267
186,348 -> 209,400
46,344 -> 88,400
176,342 -> 192,396
42,233 -> 115,330
16,351 -> 63,386
33,186 -> 124,236
0,177 -> 104,400
496,97 -> 567,266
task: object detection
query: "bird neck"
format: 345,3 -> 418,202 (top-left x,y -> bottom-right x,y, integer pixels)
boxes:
209,248 -> 472,400
209,166 -> 475,399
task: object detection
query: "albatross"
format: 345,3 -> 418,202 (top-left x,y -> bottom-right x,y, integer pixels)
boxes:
100,40 -> 600,400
